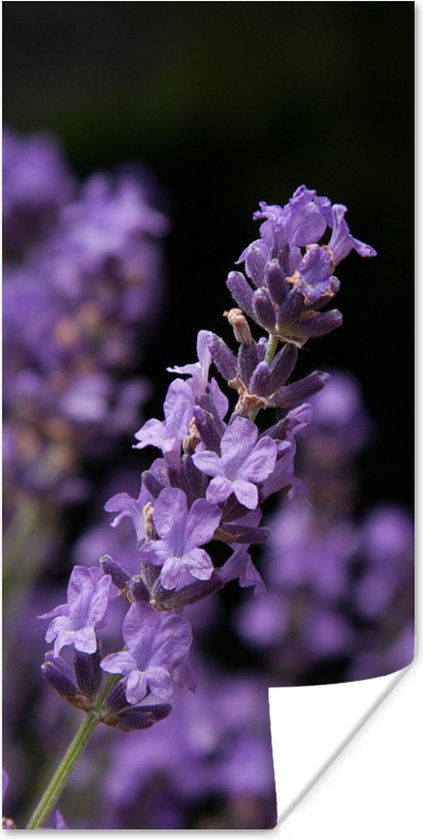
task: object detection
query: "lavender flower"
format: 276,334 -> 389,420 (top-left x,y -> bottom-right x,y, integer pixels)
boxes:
100,601 -> 193,704
2,127 -> 75,258
140,487 -> 221,589
103,189 -> 375,611
31,191 -> 377,831
193,417 -> 277,509
134,380 -> 195,468
229,185 -> 376,346
39,567 -> 111,657
3,132 -> 168,506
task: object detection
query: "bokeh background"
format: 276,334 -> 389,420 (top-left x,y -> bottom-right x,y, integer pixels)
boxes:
4,1 -> 414,513
3,1 -> 414,830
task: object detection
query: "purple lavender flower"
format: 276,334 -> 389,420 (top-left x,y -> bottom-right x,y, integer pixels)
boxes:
39,567 -> 111,657
3,133 -> 169,506
193,417 -> 277,510
140,487 -> 221,590
100,601 -> 193,704
3,127 -> 75,258
105,481 -> 153,541
229,185 -> 375,345
134,380 -> 195,468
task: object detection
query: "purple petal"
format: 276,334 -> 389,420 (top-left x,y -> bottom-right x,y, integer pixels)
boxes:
233,479 -> 258,510
146,666 -> 174,700
38,602 -> 69,621
104,488 -> 147,540
159,555 -> 189,589
238,436 -> 277,483
182,548 -> 214,580
210,378 -> 228,420
153,487 -> 188,548
206,475 -> 234,504
184,498 -> 221,550
192,449 -> 223,478
86,574 -> 111,627
73,626 -> 98,655
125,669 -> 148,704
134,417 -> 167,450
221,417 -> 259,475
140,539 -> 172,567
100,651 -> 136,676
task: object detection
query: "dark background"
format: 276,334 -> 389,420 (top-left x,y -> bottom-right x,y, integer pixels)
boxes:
3,1 -> 414,512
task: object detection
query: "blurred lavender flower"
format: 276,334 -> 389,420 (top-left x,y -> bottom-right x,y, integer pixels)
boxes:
236,371 -> 413,684
98,668 -> 276,829
2,127 -> 76,258
3,131 -> 169,507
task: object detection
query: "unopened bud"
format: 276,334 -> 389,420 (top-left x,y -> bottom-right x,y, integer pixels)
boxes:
224,308 -> 252,345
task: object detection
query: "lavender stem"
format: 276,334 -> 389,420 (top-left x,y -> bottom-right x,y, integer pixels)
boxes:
248,333 -> 280,420
25,673 -> 121,829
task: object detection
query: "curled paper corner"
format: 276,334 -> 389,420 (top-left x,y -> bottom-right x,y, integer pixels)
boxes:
269,662 -> 414,828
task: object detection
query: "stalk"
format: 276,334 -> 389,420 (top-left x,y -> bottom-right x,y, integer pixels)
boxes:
26,674 -> 121,829
248,332 -> 280,421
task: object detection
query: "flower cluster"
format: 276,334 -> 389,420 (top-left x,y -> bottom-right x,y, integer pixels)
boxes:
3,127 -> 168,506
40,187 -> 376,735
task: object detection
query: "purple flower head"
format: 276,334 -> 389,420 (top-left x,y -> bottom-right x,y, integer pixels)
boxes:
100,601 -> 193,704
134,379 -> 195,468
3,139 -> 168,506
252,186 -> 328,250
140,487 -> 221,590
193,417 -> 277,510
39,566 -> 111,657
3,126 -> 75,257
60,172 -> 168,273
230,187 -> 375,345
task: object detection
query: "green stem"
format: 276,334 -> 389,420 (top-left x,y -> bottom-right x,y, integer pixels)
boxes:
26,674 -> 121,829
248,333 -> 280,421
264,333 -> 279,366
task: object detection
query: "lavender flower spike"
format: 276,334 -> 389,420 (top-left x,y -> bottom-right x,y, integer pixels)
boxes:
140,487 -> 221,590
39,566 -> 111,657
100,601 -> 193,704
193,416 -> 277,510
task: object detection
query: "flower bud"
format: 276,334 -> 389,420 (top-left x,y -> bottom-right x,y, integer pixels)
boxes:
249,362 -> 271,397
209,334 -> 237,381
226,271 -> 256,320
73,648 -> 102,701
269,344 -> 298,393
265,259 -> 289,305
237,342 -> 259,389
272,371 -> 329,408
294,309 -> 343,338
42,654 -> 85,707
114,703 -> 172,731
99,555 -> 130,590
253,288 -> 276,331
